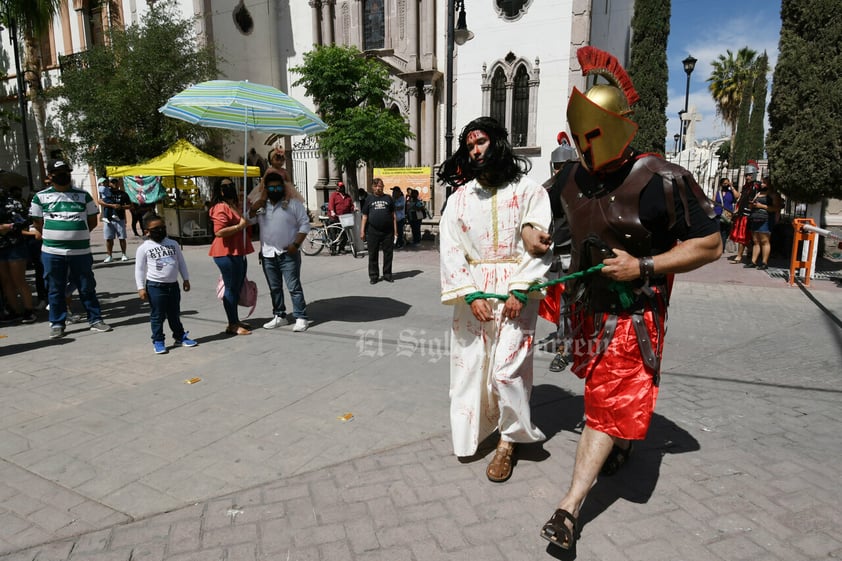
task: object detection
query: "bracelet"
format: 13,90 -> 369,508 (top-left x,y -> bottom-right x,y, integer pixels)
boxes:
638,256 -> 655,280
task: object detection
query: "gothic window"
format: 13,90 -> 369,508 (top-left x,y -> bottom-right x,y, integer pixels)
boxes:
482,56 -> 540,150
495,0 -> 532,21
511,66 -> 529,147
490,68 -> 507,127
364,0 -> 385,50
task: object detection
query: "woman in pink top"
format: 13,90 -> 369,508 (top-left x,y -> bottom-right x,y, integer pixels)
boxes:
208,178 -> 254,335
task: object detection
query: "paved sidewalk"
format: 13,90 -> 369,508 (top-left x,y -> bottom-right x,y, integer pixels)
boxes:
1,234 -> 841,560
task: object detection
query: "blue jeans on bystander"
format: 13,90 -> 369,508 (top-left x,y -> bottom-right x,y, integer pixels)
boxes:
213,255 -> 247,326
146,281 -> 185,342
42,252 -> 102,326
261,251 -> 307,319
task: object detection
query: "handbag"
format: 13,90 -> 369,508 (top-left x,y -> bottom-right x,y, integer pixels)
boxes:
716,191 -> 733,225
216,275 -> 258,318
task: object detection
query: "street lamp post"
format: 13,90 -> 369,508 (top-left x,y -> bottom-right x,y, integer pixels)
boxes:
673,133 -> 680,158
680,55 -> 697,152
443,0 -> 473,198
5,16 -> 35,193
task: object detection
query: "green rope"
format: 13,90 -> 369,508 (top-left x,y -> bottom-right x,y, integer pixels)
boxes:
463,263 -> 636,309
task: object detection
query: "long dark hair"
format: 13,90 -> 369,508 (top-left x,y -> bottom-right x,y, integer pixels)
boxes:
211,177 -> 237,206
436,116 -> 531,187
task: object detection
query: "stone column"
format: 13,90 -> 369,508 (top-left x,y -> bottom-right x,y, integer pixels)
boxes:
407,0 -> 419,70
308,0 -> 322,45
321,0 -> 335,44
422,0 -> 435,68
423,83 -> 436,166
409,84 -> 420,166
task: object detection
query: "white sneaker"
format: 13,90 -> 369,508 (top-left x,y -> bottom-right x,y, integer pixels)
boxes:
292,318 -> 309,332
120,254 -> 129,261
103,255 -> 113,263
263,315 -> 287,329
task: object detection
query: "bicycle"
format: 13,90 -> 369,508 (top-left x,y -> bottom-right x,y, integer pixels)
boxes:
301,216 -> 359,257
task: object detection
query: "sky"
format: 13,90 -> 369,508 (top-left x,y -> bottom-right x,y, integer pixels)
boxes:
664,0 -> 782,150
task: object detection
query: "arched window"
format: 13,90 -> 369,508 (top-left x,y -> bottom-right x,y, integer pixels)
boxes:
490,68 -> 507,127
511,66 -> 529,147
481,56 -> 540,151
364,0 -> 385,50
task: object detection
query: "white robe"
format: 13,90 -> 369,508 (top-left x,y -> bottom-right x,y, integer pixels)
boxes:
440,176 -> 552,456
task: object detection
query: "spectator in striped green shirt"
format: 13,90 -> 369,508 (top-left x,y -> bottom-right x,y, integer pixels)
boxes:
29,159 -> 112,339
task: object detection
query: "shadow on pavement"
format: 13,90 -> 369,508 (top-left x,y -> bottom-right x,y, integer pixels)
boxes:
307,296 -> 411,322
578,414 -> 700,522
390,269 -> 423,280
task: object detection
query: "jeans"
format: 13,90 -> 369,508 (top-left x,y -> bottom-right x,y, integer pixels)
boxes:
261,251 -> 307,319
409,219 -> 422,245
214,255 -> 247,325
395,218 -> 406,247
366,226 -> 394,280
146,281 -> 185,342
42,252 -> 102,326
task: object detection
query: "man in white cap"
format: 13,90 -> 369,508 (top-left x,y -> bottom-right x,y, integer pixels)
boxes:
30,160 -> 112,338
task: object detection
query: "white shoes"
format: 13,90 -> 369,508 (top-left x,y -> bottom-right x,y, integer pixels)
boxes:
263,315 -> 287,329
292,318 -> 309,332
103,255 -> 113,263
120,254 -> 129,261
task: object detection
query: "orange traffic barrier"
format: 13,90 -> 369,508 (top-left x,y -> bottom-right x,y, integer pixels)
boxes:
789,218 -> 816,286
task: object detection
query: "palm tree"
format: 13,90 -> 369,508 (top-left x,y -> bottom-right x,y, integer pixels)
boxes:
1,0 -> 61,180
707,47 -> 757,152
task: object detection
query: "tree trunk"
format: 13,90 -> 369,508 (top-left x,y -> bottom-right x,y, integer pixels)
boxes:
23,34 -> 48,184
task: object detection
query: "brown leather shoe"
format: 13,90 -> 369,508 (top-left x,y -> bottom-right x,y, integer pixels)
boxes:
486,443 -> 515,482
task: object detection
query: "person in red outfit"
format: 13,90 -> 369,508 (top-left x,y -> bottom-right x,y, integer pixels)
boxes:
522,47 -> 721,551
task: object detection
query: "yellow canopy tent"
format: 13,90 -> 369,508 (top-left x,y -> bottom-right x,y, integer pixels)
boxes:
106,139 -> 260,178
106,140 -> 260,242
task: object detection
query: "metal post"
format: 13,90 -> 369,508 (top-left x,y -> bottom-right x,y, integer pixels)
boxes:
443,0 -> 456,199
8,17 -> 35,193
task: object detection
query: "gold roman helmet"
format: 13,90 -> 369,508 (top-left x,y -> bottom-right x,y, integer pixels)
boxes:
567,46 -> 640,173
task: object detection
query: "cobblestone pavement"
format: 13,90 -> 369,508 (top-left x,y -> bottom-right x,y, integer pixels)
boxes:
1,234 -> 840,560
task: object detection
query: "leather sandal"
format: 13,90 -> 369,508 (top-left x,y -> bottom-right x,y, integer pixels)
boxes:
486,443 -> 515,482
541,508 -> 579,550
225,325 -> 252,335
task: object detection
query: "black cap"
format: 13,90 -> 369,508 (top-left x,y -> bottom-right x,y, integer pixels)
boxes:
47,159 -> 71,174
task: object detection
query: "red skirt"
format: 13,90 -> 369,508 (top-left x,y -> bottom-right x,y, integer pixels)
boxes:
569,300 -> 666,440
729,215 -> 750,245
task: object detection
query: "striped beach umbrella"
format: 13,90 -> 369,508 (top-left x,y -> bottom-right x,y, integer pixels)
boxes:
159,80 -> 327,136
160,80 -> 327,215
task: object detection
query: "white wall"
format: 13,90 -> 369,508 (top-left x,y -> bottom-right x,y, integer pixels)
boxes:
447,2 -> 575,185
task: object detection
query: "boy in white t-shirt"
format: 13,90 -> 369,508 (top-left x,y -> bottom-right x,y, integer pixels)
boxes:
134,214 -> 197,354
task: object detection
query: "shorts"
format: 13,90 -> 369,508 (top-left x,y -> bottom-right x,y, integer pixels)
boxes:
0,243 -> 28,262
103,219 -> 127,240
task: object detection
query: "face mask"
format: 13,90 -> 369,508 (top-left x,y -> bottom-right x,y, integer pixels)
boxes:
148,227 -> 167,242
267,186 -> 285,203
51,172 -> 71,185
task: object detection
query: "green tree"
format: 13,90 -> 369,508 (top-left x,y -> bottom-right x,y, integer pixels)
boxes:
707,47 -> 757,155
767,0 -> 842,202
291,44 -> 412,190
52,0 -> 219,172
730,80 -> 752,165
746,52 -> 769,162
628,0 -> 670,154
1,0 -> 61,178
